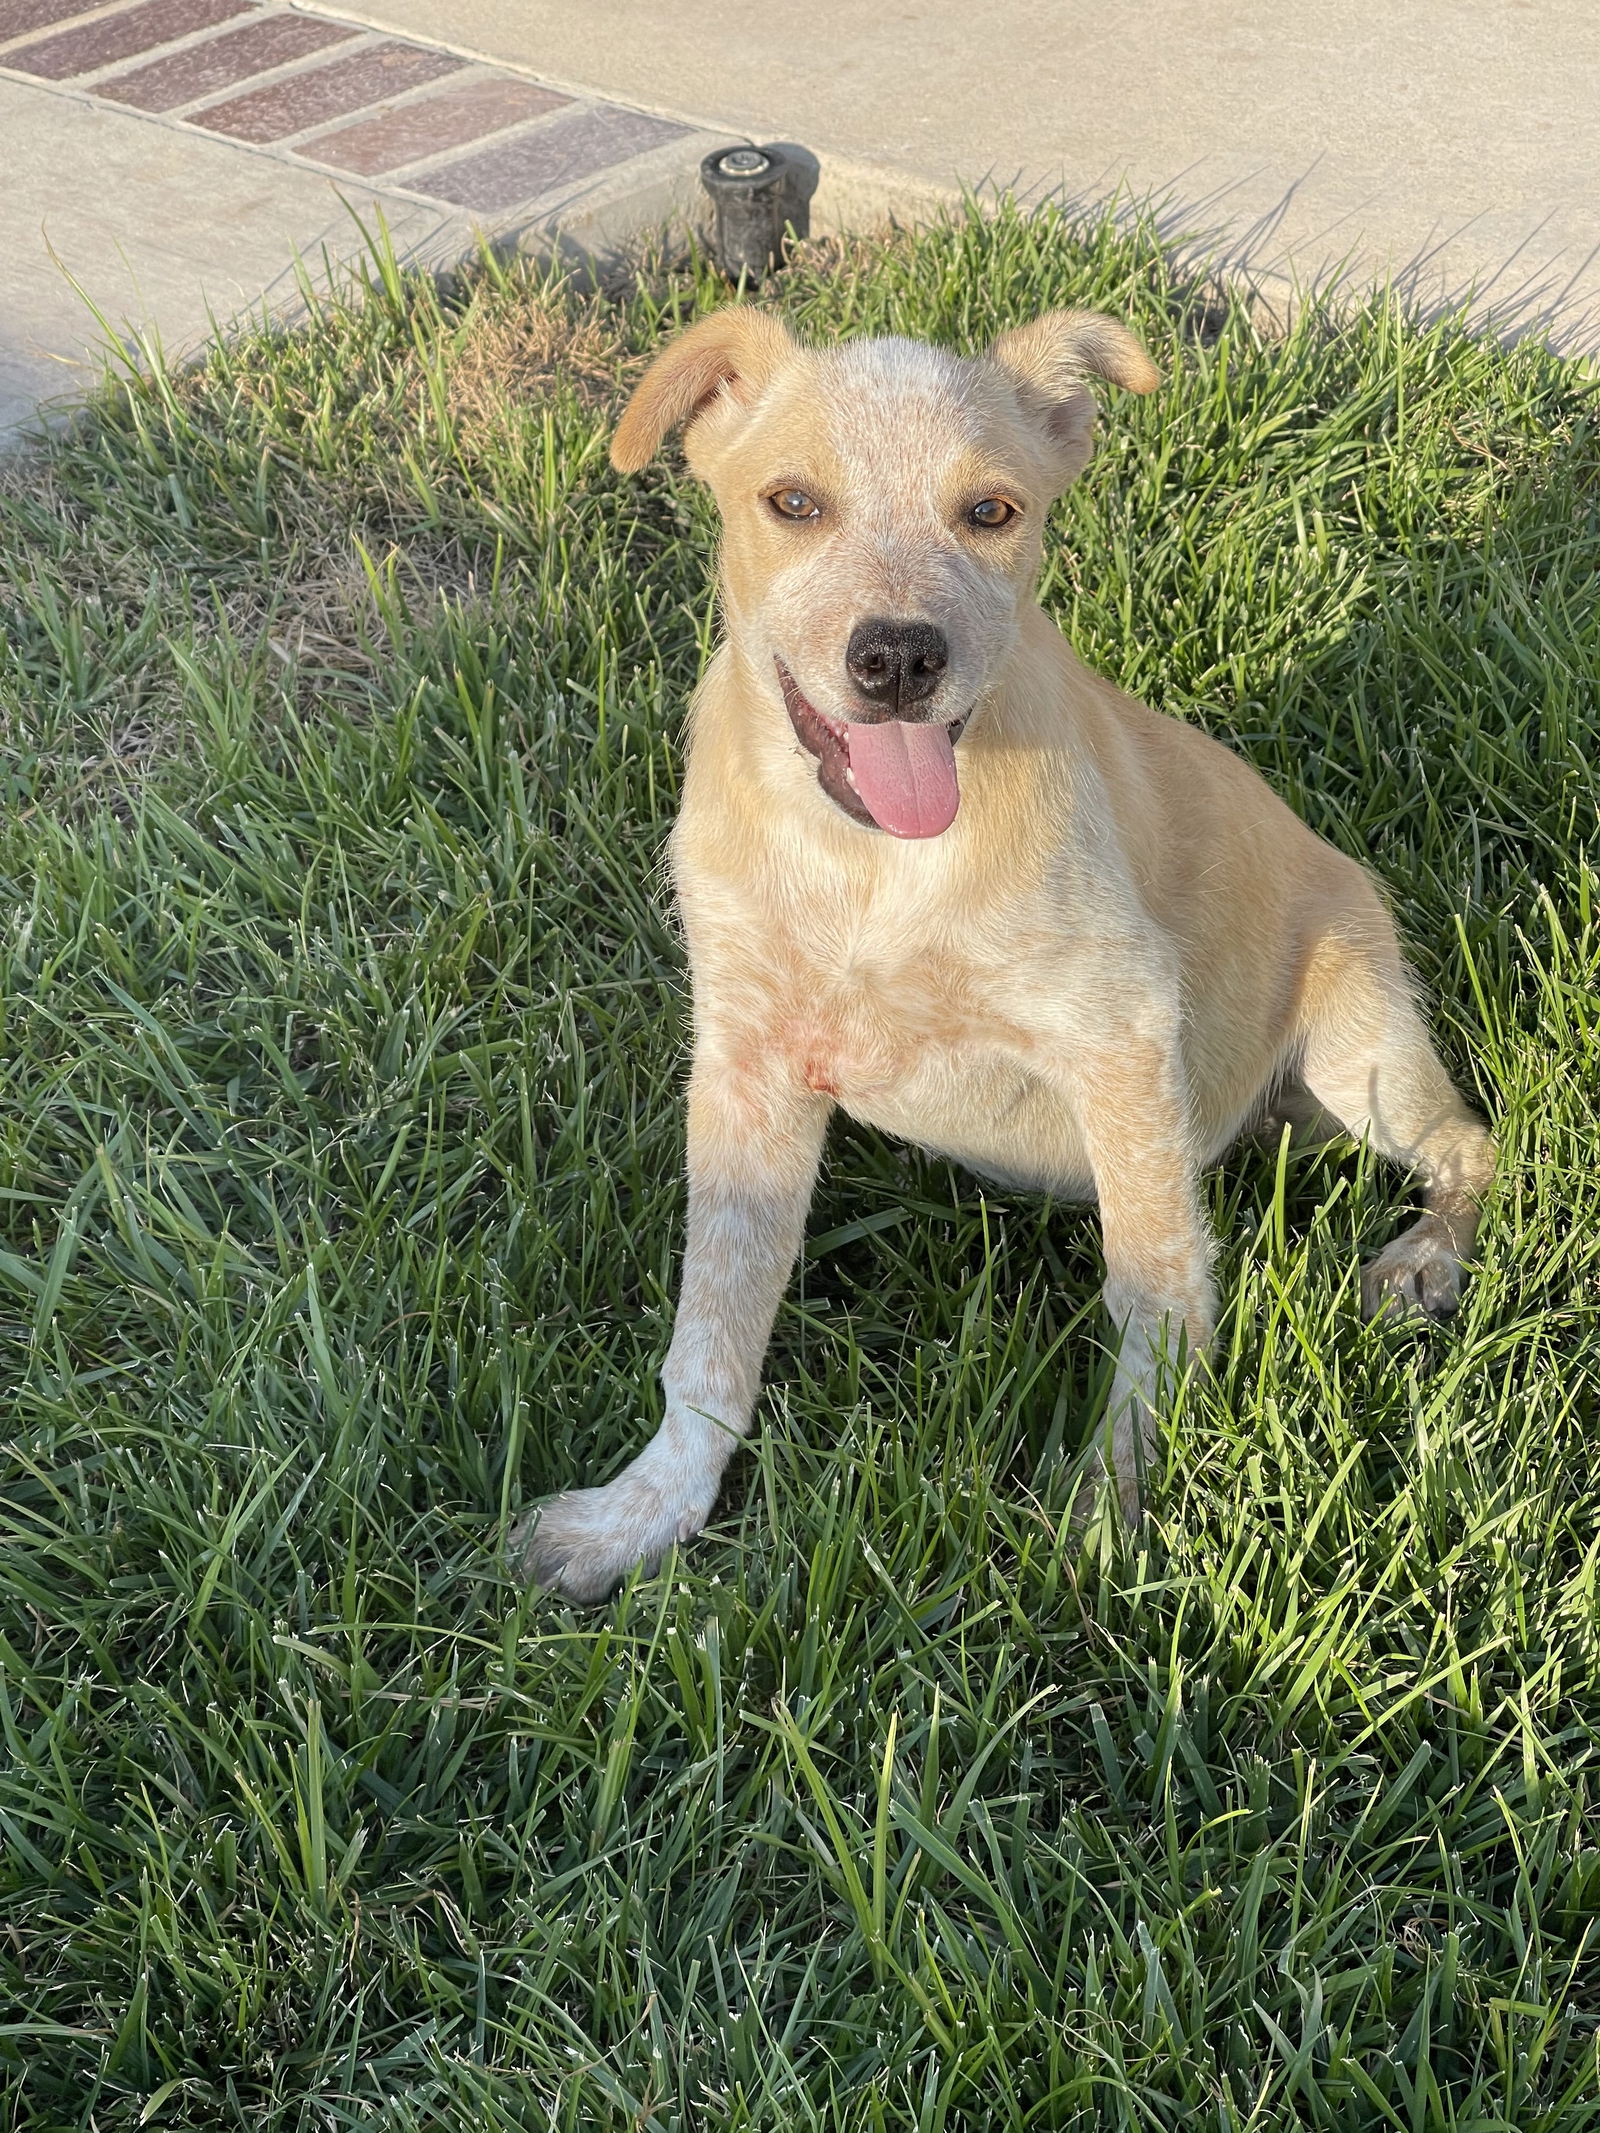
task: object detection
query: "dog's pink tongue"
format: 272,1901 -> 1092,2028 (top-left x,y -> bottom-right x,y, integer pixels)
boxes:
845,720 -> 959,838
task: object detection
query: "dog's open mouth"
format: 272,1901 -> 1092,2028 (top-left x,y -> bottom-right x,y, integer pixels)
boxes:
777,660 -> 967,838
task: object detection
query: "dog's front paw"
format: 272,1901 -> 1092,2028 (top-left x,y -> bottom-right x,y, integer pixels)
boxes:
1072,1396 -> 1156,1529
1072,1362 -> 1161,1531
1361,1217 -> 1464,1324
512,1473 -> 712,1604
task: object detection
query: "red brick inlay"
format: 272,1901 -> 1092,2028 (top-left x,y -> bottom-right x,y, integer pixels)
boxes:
300,73 -> 567,177
6,0 -> 251,78
417,102 -> 687,213
191,36 -> 463,141
0,0 -> 114,48
98,10 -> 355,111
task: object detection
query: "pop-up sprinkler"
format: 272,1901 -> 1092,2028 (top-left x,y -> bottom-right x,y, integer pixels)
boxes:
700,144 -> 811,283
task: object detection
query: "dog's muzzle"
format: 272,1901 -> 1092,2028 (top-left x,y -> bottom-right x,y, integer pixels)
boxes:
777,659 -> 968,838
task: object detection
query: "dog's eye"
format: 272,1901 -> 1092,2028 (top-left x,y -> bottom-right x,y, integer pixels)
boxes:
769,488 -> 821,521
968,497 -> 1018,529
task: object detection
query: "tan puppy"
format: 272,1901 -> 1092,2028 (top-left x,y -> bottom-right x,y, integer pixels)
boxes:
517,305 -> 1494,1602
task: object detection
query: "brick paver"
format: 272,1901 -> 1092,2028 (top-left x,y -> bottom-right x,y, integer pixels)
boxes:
0,0 -> 123,47
3,0 -> 728,447
301,72 -> 566,177
2,0 -> 716,433
7,0 -> 250,78
4,0 -> 697,223
419,101 -> 686,213
99,10 -> 354,111
191,35 -> 462,141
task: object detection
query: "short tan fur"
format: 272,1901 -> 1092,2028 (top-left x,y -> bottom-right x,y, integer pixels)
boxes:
519,305 -> 1495,1602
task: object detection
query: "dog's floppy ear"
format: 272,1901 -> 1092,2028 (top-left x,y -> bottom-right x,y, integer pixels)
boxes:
611,308 -> 795,473
988,310 -> 1160,489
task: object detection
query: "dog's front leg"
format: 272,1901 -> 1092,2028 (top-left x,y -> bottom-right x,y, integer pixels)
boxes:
518,1052 -> 828,1601
1068,1036 -> 1217,1519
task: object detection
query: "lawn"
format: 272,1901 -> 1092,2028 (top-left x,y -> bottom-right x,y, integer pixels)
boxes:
1,202 -> 1598,2130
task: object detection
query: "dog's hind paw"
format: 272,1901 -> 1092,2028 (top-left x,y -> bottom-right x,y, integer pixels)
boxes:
1361,1216 -> 1464,1324
511,1475 -> 711,1604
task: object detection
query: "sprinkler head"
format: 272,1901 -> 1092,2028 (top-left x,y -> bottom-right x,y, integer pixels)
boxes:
716,148 -> 773,178
700,143 -> 810,283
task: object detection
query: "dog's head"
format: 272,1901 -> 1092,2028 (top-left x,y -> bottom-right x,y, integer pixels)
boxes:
612,306 -> 1158,838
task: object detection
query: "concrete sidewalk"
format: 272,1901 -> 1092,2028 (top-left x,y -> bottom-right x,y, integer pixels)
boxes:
346,0 -> 1600,345
0,0 -> 729,438
4,0 -> 1599,442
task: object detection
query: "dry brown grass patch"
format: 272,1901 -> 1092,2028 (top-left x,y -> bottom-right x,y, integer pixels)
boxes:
441,288 -> 630,439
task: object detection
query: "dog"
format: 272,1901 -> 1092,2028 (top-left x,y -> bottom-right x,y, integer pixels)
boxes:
515,304 -> 1495,1602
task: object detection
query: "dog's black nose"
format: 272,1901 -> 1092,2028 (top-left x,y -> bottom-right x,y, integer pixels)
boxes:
845,618 -> 949,715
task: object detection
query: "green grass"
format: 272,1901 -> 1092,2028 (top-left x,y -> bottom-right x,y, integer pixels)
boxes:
1,200 -> 1598,2130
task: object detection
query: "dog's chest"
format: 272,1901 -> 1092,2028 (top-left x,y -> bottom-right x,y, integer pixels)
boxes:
686,864 -> 1096,1194
679,816 -> 1108,1186
770,950 -> 1093,1191
757,931 -> 1046,1134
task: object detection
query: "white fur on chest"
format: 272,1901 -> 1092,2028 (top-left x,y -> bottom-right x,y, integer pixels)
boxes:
688,857 -> 1101,1196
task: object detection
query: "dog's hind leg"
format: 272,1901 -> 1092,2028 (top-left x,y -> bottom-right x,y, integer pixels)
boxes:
516,1052 -> 829,1602
1294,901 -> 1495,1322
1257,1076 -> 1345,1147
